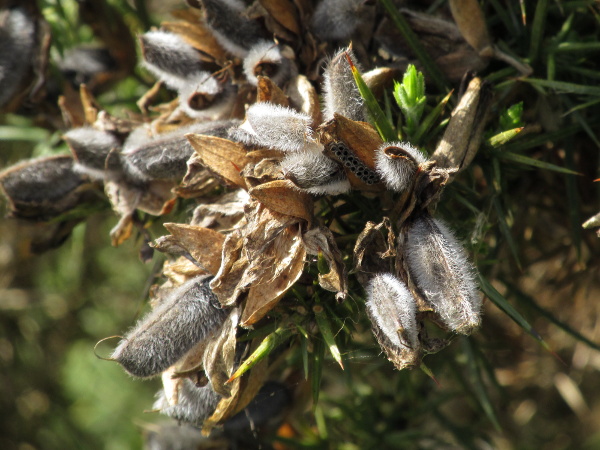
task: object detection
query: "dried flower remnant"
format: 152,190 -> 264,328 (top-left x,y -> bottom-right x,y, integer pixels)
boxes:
111,276 -> 228,378
406,215 -> 481,335
375,141 -> 427,192
366,273 -> 420,369
321,49 -> 366,122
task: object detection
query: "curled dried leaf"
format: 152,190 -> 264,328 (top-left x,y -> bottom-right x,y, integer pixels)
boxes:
303,226 -> 348,300
186,134 -> 249,188
248,179 -> 313,223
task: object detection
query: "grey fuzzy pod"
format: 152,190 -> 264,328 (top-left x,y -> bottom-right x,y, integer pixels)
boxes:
200,0 -> 264,58
280,151 -> 350,195
243,41 -> 297,87
123,121 -> 237,181
64,128 -> 121,180
311,0 -> 368,41
111,276 -> 228,378
365,273 -> 419,359
0,7 -> 36,108
374,141 -> 427,192
140,30 -> 204,89
153,379 -> 222,426
406,215 -> 481,334
321,48 -> 365,122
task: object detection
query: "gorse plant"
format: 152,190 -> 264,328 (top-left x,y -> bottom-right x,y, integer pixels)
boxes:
1,0 -> 600,448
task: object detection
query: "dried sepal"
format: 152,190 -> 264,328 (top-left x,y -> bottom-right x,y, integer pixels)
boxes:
259,0 -> 301,36
241,225 -> 306,326
303,226 -> 348,300
375,141 -> 427,192
139,30 -> 204,90
232,102 -> 320,153
366,273 -> 421,370
186,133 -> 249,188
321,48 -> 365,122
405,214 -> 481,334
161,18 -> 227,63
248,179 -> 314,223
285,74 -> 322,128
111,275 -> 228,378
352,218 -> 396,286
203,308 -> 240,397
163,223 -> 226,276
280,151 -> 350,195
243,40 -> 297,87
256,76 -> 289,106
153,378 -> 222,426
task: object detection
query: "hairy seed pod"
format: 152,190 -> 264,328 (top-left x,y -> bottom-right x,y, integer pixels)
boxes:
280,151 -> 350,195
111,276 -> 228,378
200,0 -> 263,58
366,273 -> 419,355
64,127 -> 121,180
243,41 -> 297,87
140,30 -> 204,90
231,102 -> 320,152
177,73 -> 235,121
59,46 -> 118,89
154,379 -> 222,426
123,121 -> 236,181
0,155 -> 88,220
0,7 -> 36,109
321,48 -> 365,122
406,215 -> 481,334
311,0 -> 371,41
375,141 -> 427,192
328,141 -> 379,185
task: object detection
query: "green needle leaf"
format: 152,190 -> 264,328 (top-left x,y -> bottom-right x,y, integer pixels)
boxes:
345,51 -> 396,142
313,305 -> 344,369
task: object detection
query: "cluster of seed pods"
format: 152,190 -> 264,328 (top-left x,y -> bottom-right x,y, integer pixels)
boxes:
0,0 -> 484,435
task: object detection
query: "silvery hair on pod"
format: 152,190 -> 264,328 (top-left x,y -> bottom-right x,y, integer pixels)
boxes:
366,273 -> 419,351
231,102 -> 320,153
139,30 -> 204,90
111,275 -> 228,378
64,128 -> 121,180
153,378 -> 222,426
280,151 -> 350,195
243,40 -> 297,87
406,215 -> 482,334
374,141 -> 427,193
321,48 -> 366,122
